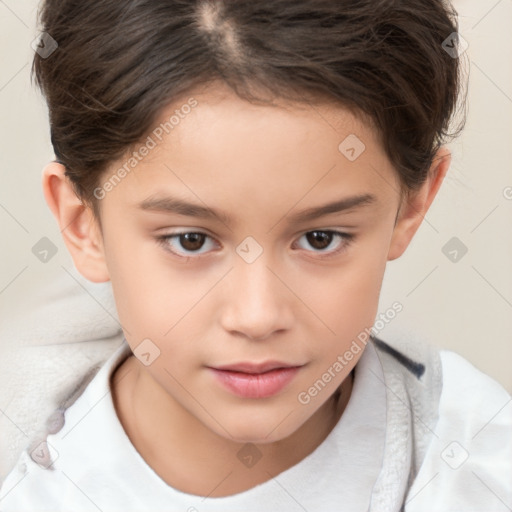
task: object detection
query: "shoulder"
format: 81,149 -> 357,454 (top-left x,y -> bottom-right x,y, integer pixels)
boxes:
435,348 -> 512,442
0,449 -> 101,512
439,348 -> 511,404
369,336 -> 512,510
406,348 -> 512,511
371,336 -> 511,416
369,335 -> 444,498
0,341 -> 134,511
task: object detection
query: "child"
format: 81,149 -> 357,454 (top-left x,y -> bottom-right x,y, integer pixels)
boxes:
1,0 -> 511,510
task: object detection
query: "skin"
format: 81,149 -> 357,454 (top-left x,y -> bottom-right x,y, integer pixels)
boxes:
42,82 -> 450,497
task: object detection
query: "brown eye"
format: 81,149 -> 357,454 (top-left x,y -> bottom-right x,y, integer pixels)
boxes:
156,231 -> 218,258
179,233 -> 206,251
305,231 -> 334,250
294,230 -> 354,257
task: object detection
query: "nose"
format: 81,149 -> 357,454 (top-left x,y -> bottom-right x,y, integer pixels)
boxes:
219,255 -> 294,341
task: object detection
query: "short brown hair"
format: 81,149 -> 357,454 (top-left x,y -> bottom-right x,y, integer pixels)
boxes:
32,0 -> 468,220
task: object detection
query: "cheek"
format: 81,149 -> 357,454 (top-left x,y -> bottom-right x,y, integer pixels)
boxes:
104,238 -> 232,360
101,227 -> 200,336
295,249 -> 387,337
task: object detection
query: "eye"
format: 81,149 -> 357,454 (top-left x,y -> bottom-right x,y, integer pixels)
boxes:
156,229 -> 354,260
293,230 -> 354,256
156,231 -> 219,258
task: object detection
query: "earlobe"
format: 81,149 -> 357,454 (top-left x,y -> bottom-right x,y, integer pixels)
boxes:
42,161 -> 110,283
387,147 -> 451,261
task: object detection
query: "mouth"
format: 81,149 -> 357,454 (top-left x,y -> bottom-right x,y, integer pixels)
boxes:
207,361 -> 304,399
211,360 -> 301,374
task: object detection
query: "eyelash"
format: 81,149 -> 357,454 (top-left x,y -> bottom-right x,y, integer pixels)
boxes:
155,229 -> 355,260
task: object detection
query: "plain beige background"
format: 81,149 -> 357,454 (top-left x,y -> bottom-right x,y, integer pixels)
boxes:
0,0 -> 511,396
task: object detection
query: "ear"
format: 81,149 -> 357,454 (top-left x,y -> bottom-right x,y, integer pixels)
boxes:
387,147 -> 451,261
42,161 -> 110,282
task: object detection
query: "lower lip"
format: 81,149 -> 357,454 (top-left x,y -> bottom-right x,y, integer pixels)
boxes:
209,366 -> 301,398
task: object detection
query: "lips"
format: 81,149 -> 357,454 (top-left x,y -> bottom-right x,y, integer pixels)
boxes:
212,361 -> 299,374
208,361 -> 304,398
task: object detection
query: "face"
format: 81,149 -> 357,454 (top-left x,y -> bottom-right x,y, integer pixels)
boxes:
69,83 -> 422,443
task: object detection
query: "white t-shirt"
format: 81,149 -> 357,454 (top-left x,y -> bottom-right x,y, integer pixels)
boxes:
0,338 -> 510,511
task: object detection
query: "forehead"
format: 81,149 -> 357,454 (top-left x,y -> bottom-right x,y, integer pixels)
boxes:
100,83 -> 398,217
166,82 -> 380,151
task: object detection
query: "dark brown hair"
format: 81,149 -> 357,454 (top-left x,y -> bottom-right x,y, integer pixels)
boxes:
31,0 -> 467,221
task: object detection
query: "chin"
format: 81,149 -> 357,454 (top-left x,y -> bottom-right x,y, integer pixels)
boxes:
211,410 -> 302,445
226,429 -> 293,446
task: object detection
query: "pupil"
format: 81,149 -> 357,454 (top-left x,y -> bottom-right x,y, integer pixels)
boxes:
307,231 -> 331,250
181,233 -> 204,251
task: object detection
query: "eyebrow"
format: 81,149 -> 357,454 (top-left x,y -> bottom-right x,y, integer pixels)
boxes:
137,193 -> 376,226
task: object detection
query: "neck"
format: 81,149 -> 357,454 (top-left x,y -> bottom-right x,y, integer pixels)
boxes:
111,356 -> 353,497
